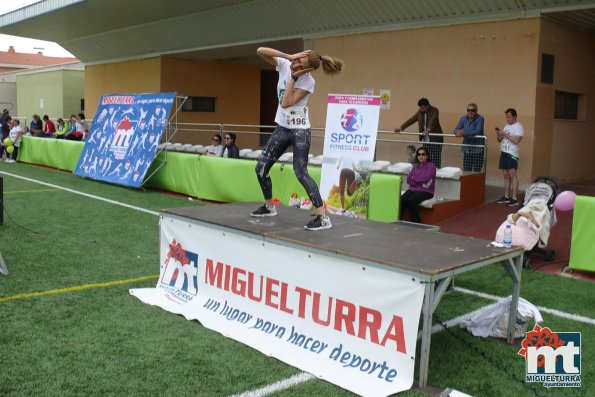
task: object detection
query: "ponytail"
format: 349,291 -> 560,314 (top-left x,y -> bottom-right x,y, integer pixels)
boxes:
308,51 -> 344,76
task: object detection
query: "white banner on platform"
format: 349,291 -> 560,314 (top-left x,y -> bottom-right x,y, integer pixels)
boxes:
131,215 -> 424,397
319,95 -> 380,219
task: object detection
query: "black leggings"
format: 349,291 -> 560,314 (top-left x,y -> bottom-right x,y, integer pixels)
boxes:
255,125 -> 323,208
401,190 -> 433,223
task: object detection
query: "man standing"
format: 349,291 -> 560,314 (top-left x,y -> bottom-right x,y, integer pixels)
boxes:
454,103 -> 485,172
496,108 -> 524,206
395,98 -> 443,168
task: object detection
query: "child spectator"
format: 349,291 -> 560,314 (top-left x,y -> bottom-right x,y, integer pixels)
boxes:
77,113 -> 89,139
56,118 -> 67,139
407,145 -> 416,164
42,115 -> 56,138
65,114 -> 83,140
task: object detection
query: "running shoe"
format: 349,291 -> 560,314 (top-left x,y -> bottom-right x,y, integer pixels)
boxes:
304,215 -> 332,231
507,199 -> 520,207
496,196 -> 511,204
341,209 -> 357,218
250,205 -> 277,217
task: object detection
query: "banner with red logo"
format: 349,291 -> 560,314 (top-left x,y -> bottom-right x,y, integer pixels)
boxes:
130,215 -> 424,397
319,95 -> 381,218
74,92 -> 176,188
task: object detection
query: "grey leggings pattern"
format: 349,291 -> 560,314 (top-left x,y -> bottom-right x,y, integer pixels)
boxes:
255,125 -> 323,209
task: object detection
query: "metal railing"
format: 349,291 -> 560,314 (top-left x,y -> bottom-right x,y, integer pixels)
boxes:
167,123 -> 489,173
8,117 -> 488,172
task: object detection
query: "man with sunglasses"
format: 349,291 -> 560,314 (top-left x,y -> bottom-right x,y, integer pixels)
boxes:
454,103 -> 485,172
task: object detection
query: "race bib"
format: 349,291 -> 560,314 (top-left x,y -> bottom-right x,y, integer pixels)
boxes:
283,106 -> 310,128
501,137 -> 510,150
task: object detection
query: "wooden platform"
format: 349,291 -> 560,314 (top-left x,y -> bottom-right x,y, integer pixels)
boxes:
161,202 -> 524,388
163,202 -> 521,279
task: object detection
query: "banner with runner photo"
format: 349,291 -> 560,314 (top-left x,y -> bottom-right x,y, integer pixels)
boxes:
73,92 -> 176,188
319,95 -> 380,219
130,214 -> 425,397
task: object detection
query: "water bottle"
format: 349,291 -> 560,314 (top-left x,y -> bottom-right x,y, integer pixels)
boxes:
503,224 -> 512,248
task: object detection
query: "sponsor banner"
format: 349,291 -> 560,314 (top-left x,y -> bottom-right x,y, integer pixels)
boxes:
73,92 -> 176,188
131,215 -> 424,397
319,95 -> 380,219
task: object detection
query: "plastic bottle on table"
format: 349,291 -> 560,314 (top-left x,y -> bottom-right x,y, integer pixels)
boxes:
503,224 -> 512,248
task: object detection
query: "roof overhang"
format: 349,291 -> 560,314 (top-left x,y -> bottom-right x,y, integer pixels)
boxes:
1,0 -> 594,65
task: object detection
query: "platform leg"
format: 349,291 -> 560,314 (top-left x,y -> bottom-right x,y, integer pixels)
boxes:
418,281 -> 435,388
506,254 -> 523,343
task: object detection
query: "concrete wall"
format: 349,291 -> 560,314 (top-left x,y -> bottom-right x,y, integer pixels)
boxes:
16,69 -> 84,120
535,19 -> 595,184
85,57 -> 162,120
78,16 -> 594,186
160,57 -> 261,147
63,70 -> 85,117
308,18 -> 542,186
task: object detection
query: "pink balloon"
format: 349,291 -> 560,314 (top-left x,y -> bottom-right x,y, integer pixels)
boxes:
554,190 -> 576,211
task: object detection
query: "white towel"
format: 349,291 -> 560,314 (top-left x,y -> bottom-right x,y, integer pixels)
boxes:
460,296 -> 543,339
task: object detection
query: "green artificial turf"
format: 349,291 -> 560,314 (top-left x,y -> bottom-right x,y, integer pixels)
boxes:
1,162 -> 592,397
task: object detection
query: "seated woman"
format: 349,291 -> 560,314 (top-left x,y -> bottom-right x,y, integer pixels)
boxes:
65,114 -> 83,141
222,133 -> 240,158
206,134 -> 223,156
401,147 -> 436,223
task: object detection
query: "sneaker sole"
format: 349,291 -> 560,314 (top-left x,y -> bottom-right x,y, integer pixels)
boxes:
250,212 -> 277,218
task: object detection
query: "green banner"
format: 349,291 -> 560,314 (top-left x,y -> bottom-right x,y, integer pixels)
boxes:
18,137 -> 85,170
144,151 -> 201,197
16,138 -> 402,223
569,195 -> 595,272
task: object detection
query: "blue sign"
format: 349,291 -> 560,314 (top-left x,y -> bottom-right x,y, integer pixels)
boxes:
74,92 -> 176,188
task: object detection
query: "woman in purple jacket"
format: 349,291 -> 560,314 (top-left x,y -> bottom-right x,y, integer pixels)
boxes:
222,133 -> 240,158
401,147 -> 437,223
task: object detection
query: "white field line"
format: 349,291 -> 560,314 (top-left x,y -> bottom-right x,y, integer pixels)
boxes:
454,286 -> 595,326
228,372 -> 316,397
230,292 -> 595,397
230,303 -> 496,397
0,171 -> 159,216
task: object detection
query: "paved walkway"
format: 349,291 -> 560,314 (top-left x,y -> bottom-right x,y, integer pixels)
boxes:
437,181 -> 595,282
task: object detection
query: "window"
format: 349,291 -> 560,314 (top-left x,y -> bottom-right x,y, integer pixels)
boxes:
541,53 -> 555,84
181,96 -> 216,112
554,91 -> 579,120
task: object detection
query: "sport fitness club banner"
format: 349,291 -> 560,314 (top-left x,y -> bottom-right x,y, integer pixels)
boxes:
319,95 -> 380,219
130,215 -> 425,397
74,92 -> 176,188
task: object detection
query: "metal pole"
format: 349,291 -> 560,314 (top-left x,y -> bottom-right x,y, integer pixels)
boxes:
418,281 -> 434,387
